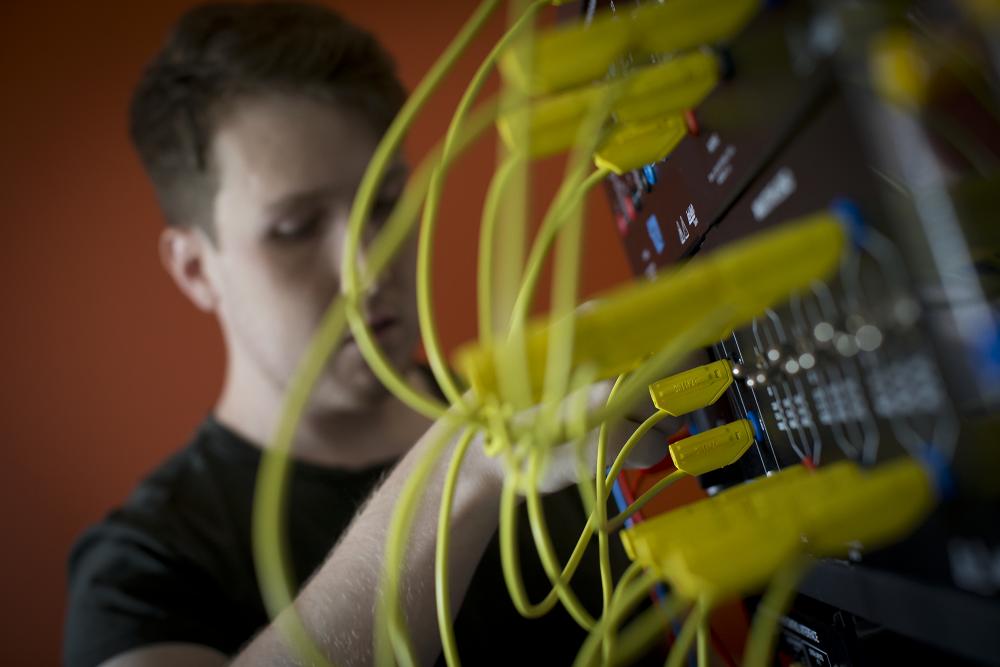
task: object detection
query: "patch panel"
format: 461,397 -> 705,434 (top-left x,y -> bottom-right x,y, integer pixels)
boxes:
596,0 -> 1000,663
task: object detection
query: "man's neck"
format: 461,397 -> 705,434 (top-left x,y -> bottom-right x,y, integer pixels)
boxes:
214,360 -> 434,470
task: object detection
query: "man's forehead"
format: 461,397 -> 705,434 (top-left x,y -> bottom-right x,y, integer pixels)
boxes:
261,160 -> 408,219
212,93 -> 401,204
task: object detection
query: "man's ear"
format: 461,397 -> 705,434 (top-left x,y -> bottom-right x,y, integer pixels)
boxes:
159,226 -> 220,313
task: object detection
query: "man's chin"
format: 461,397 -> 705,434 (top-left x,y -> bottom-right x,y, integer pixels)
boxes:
308,361 -> 390,412
309,340 -> 419,411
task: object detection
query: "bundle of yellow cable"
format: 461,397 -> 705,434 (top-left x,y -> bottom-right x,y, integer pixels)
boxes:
346,2 -> 706,663
248,1 -> 796,666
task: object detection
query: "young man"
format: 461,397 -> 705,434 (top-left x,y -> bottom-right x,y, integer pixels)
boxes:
65,3 -> 656,666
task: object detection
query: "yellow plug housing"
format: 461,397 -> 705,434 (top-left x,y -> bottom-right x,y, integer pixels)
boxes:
497,84 -> 606,159
498,52 -> 719,159
594,114 -> 688,174
634,0 -> 760,56
649,359 -> 734,416
499,9 -> 628,95
669,419 -> 755,475
659,514 -> 800,603
620,459 -> 935,603
802,459 -> 935,556
621,470 -> 803,603
453,213 -> 845,403
711,212 -> 846,325
500,0 -> 759,96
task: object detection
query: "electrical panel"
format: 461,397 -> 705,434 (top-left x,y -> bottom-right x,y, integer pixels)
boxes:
596,1 -> 1000,664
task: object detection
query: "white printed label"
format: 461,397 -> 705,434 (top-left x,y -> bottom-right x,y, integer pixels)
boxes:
706,132 -> 720,154
686,203 -> 699,228
676,217 -> 690,244
751,167 -> 796,222
708,145 -> 736,185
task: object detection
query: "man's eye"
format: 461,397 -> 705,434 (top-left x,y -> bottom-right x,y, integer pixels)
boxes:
270,211 -> 324,241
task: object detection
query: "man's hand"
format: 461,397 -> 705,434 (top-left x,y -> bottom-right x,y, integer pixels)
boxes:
485,379 -> 673,495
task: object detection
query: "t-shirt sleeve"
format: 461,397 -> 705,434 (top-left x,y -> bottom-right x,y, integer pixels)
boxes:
64,518 -> 234,667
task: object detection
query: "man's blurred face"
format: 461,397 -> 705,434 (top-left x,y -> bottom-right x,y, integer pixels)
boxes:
204,92 -> 417,411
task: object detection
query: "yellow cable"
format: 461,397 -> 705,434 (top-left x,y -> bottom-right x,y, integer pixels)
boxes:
496,366 -> 684,630
341,0 -> 502,412
508,81 -> 621,454
477,153 -> 537,423
487,0 -> 534,341
610,561 -> 645,605
563,365 -> 603,516
665,605 -> 704,667
595,406 -> 615,664
604,410 -> 669,485
608,597 -> 690,667
378,420 -> 473,667
539,167 -> 607,410
697,608 -> 710,667
497,387 -> 681,632
509,166 -> 611,334
476,153 -> 524,344
576,374 -> 627,517
498,458 -> 590,620
343,100 -> 499,422
743,557 -> 812,667
496,315 -> 725,635
494,389 -> 605,625
434,426 -> 478,667
572,571 -> 675,667
606,469 -> 687,532
496,417 -> 605,626
601,561 -> 645,662
253,301 -> 349,667
585,307 -> 734,432
496,76 -> 622,631
497,460 -> 675,629
417,0 -> 549,406
541,372 -> 618,626
523,449 -> 598,628
253,1 -> 503,663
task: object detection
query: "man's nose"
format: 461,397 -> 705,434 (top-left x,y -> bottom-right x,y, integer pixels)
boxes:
336,224 -> 382,298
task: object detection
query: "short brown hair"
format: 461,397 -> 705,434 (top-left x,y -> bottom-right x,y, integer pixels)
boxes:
130,2 -> 406,237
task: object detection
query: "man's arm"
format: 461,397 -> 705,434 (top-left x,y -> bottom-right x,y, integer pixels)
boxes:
234,415 -> 502,667
101,644 -> 229,667
99,414 -> 500,667
101,391 -> 666,667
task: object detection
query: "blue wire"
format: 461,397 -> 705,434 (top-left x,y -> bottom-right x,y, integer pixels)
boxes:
611,475 -> 690,664
609,476 -> 634,529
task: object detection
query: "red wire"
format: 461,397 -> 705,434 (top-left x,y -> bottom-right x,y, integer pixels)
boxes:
684,109 -> 700,135
621,422 -> 742,667
616,469 -> 644,523
635,424 -> 690,483
710,624 -> 739,667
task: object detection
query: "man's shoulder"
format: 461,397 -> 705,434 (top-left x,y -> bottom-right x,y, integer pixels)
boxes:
64,419 -> 265,666
126,419 -> 256,517
70,419 -> 256,577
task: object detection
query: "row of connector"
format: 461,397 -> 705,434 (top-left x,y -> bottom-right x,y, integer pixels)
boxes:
496,0 -> 759,173
454,212 -> 845,401
628,340 -> 936,606
620,457 -> 934,604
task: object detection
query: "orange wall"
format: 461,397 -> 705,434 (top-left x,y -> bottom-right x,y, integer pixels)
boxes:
0,2 -> 631,664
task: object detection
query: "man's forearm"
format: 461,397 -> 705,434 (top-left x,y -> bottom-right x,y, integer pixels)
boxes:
234,416 -> 502,667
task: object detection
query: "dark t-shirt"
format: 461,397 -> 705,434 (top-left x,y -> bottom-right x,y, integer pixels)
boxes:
64,417 -> 630,666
